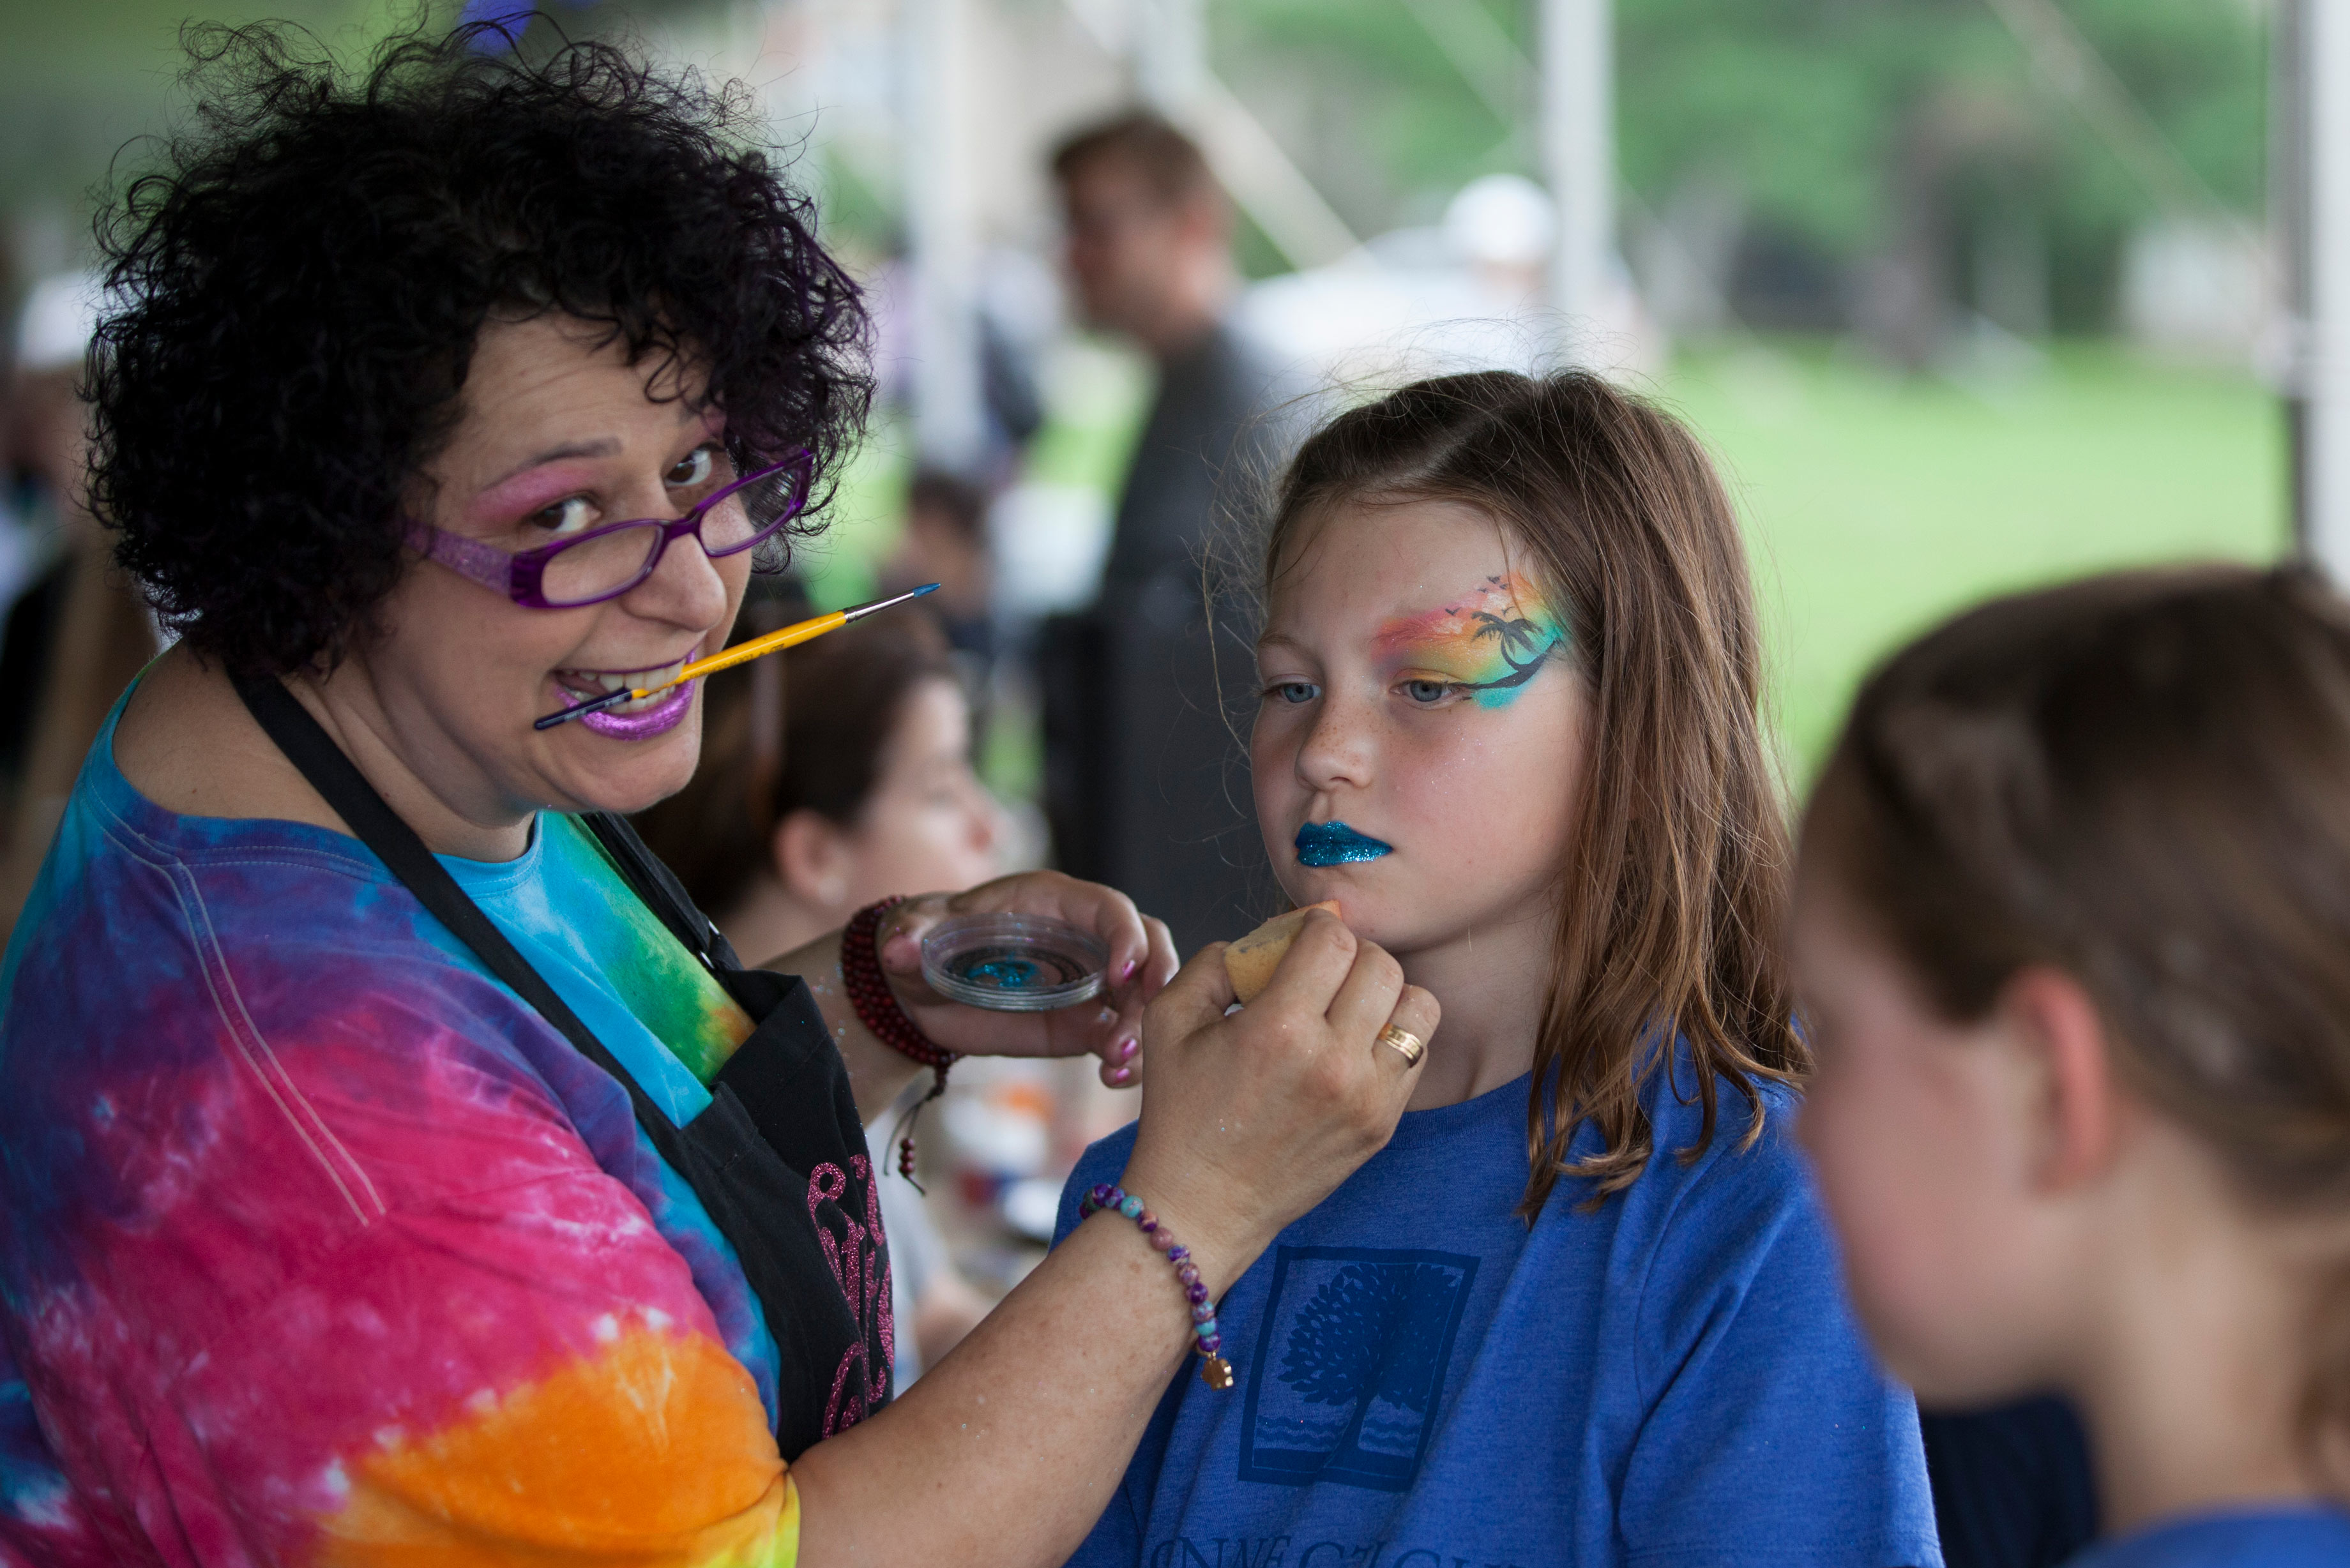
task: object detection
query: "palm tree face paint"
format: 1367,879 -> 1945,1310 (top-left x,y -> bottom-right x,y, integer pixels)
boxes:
1372,573 -> 1568,709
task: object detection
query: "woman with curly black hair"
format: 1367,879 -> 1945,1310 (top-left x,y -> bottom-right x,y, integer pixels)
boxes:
0,23 -> 1434,1567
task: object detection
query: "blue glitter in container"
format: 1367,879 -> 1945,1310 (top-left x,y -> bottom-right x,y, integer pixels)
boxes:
921,914 -> 1108,1011
966,958 -> 1040,990
1295,821 -> 1393,867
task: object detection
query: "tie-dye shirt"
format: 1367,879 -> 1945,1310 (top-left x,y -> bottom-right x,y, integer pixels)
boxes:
0,700 -> 805,1567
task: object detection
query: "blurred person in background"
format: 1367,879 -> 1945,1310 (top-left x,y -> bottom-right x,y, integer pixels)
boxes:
0,271 -> 164,940
882,469 -> 993,665
1043,112 -> 1301,954
636,601 -> 1004,1389
881,467 -> 996,750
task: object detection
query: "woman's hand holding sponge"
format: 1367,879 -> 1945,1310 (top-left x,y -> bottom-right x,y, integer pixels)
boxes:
1223,900 -> 1343,1004
1115,902 -> 1436,1295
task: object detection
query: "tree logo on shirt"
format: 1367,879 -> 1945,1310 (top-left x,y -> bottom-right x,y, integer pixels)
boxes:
1238,1247 -> 1478,1491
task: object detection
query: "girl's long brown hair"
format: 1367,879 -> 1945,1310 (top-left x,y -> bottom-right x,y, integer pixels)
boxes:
1259,370 -> 1805,1216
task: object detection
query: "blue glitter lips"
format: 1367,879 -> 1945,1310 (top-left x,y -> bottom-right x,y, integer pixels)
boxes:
1295,821 -> 1393,867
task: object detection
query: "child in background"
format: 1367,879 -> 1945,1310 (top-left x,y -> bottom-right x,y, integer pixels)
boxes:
1793,566 -> 2350,1567
883,471 -> 995,661
634,600 -> 1005,1383
882,470 -> 998,758
1056,371 -> 1939,1567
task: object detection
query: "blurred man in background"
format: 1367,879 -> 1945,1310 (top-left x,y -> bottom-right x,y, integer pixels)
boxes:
1042,112 -> 1300,953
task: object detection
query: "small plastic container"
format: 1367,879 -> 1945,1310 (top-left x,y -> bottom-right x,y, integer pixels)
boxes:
920,912 -> 1109,1012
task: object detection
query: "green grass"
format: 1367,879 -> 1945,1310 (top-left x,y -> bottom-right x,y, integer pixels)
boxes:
1655,341 -> 2291,783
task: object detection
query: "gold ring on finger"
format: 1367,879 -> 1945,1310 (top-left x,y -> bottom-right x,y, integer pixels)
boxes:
1375,1023 -> 1426,1067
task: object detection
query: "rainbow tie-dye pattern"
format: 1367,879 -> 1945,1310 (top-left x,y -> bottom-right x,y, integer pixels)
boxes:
0,700 -> 802,1567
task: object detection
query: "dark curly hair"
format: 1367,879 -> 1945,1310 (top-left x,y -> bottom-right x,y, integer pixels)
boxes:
89,19 -> 870,677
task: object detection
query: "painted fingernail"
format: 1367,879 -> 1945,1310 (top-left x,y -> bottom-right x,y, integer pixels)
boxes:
1109,1065 -> 1135,1085
1116,1036 -> 1139,1062
1121,958 -> 1139,982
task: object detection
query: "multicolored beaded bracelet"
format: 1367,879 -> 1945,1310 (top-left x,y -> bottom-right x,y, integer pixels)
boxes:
1080,1182 -> 1234,1391
842,897 -> 956,1179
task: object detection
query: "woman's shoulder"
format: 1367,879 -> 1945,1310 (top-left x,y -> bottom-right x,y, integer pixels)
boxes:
106,644 -> 352,834
13,741 -> 491,1021
3,727 -> 598,1168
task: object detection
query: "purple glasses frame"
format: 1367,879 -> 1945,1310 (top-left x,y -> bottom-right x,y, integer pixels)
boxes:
407,451 -> 814,610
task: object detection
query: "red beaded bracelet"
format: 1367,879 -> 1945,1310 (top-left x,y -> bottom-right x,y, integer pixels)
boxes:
841,897 -> 956,1179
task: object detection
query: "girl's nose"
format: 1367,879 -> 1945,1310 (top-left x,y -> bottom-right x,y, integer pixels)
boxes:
1295,694 -> 1375,794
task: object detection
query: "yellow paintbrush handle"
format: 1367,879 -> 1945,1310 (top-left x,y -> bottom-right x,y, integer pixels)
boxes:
619,611 -> 848,699
606,585 -> 936,705
677,610 -> 849,684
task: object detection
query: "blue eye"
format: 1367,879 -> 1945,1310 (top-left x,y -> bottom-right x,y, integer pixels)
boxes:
1268,681 -> 1319,705
1403,679 -> 1451,704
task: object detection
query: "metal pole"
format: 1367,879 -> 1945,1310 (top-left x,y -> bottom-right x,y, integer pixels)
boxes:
2284,0 -> 2350,576
1540,0 -> 1614,358
904,0 -> 987,471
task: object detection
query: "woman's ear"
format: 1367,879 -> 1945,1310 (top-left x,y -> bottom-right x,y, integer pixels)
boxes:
1993,965 -> 2119,1195
771,808 -> 854,916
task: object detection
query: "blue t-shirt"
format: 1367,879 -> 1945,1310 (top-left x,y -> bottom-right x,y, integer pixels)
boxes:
2063,1507 -> 2350,1566
1052,1055 -> 1942,1568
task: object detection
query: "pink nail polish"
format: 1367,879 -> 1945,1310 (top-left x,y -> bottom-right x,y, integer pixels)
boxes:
1116,1036 -> 1139,1062
1109,1064 -> 1133,1084
1121,958 -> 1139,982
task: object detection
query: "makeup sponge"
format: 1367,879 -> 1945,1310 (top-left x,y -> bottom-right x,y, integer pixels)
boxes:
1224,901 -> 1344,1004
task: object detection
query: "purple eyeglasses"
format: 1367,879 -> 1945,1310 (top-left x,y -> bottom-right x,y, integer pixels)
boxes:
407,451 -> 814,609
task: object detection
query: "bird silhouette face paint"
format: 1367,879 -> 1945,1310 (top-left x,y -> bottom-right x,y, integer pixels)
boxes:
1372,573 -> 1569,708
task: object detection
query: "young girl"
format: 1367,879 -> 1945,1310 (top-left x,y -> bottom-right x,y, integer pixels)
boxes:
1792,565 -> 2350,1567
1055,371 -> 1940,1566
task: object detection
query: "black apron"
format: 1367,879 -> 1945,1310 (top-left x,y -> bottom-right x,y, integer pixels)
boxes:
233,674 -> 891,1460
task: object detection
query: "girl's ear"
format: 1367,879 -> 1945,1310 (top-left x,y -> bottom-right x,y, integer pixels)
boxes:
771,808 -> 854,916
1994,965 -> 2119,1194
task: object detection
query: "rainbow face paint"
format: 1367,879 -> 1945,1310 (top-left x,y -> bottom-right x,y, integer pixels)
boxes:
1296,822 -> 1393,866
1375,572 -> 1568,709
